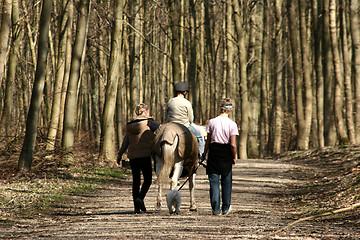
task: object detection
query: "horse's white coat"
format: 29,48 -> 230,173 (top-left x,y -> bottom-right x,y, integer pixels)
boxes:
154,135 -> 197,213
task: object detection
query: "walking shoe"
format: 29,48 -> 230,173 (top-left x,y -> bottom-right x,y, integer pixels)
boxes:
135,198 -> 147,212
212,211 -> 221,216
222,205 -> 232,215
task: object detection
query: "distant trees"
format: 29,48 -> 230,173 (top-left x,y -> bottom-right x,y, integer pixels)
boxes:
0,0 -> 359,170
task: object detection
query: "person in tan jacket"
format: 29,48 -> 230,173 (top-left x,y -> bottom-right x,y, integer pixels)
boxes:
117,103 -> 160,213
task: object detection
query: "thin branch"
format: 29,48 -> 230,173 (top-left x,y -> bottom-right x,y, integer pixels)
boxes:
124,21 -> 171,59
258,202 -> 360,239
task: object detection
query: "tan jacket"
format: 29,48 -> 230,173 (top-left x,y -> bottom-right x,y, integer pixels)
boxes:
121,116 -> 155,159
166,96 -> 194,128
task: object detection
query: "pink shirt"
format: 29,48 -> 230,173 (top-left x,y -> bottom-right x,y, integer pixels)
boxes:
206,116 -> 239,144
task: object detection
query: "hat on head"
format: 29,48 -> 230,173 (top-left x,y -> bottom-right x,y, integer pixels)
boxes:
174,82 -> 189,92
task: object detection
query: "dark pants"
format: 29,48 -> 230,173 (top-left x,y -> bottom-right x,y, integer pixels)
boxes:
130,156 -> 153,202
208,171 -> 232,214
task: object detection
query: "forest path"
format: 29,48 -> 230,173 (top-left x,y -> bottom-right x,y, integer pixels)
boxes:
1,158 -> 359,239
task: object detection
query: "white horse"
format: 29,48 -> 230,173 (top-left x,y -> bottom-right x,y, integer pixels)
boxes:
152,122 -> 199,212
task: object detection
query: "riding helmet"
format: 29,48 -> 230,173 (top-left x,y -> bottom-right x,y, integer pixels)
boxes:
174,82 -> 189,92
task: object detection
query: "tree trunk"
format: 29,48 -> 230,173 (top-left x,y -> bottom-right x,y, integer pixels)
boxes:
287,0 -> 308,150
226,1 -> 235,100
233,0 -> 248,159
58,1 -> 73,137
46,0 -> 72,151
313,0 -> 325,148
2,0 -> 20,131
204,1 -> 216,117
260,0 -> 270,157
22,0 -> 37,72
341,0 -> 355,144
169,0 -> 182,86
298,0 -> 313,149
100,0 -> 125,164
323,0 -> 337,146
350,0 -> 360,144
0,0 -> 11,85
18,0 -> 52,171
61,0 -> 90,163
197,1 -> 206,123
329,0 -> 348,143
273,0 -> 284,155
247,4 -> 261,158
0,0 -> 12,125
189,0 -> 198,121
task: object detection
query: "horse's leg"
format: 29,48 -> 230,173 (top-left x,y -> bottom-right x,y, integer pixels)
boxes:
170,160 -> 184,190
189,173 -> 197,211
155,183 -> 163,211
155,155 -> 163,211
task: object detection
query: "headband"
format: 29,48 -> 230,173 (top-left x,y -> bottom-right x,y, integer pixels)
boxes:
220,105 -> 233,109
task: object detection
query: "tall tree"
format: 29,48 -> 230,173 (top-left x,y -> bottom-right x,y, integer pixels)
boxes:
287,0 -> 312,150
260,0 -> 270,157
340,0 -> 355,144
272,0 -> 284,155
247,4 -> 261,158
61,0 -> 91,163
0,0 -> 11,83
2,0 -> 20,129
0,0 -> 12,124
323,0 -> 337,146
168,0 -> 182,85
46,0 -> 73,151
233,0 -> 249,159
129,0 -> 142,112
100,0 -> 125,163
18,0 -> 52,171
298,0 -> 313,149
350,0 -> 360,144
329,0 -> 348,143
313,0 -> 325,148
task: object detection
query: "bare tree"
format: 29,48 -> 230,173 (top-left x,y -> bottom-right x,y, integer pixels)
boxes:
0,0 -> 13,123
341,0 -> 355,144
260,0 -> 270,157
233,0 -> 249,159
2,0 -> 21,131
272,0 -> 284,155
100,0 -> 125,163
313,0 -> 325,148
18,0 -> 52,171
323,0 -> 337,146
46,0 -> 73,151
329,0 -> 348,143
350,0 -> 360,144
62,0 -> 91,163
287,0 -> 312,150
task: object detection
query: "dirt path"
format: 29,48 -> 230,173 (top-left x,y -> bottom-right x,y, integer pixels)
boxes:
1,158 -> 359,239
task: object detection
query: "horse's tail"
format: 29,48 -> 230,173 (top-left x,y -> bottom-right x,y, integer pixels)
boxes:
157,135 -> 178,185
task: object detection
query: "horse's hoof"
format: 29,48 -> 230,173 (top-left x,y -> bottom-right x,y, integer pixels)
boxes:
155,202 -> 162,211
190,207 -> 197,212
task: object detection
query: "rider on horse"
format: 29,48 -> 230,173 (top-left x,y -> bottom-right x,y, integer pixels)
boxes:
165,81 -> 204,157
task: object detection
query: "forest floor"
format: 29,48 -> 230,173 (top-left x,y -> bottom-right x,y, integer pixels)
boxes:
0,146 -> 360,239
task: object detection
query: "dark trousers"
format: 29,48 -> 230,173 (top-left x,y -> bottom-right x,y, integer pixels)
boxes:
208,171 -> 232,214
129,156 -> 153,201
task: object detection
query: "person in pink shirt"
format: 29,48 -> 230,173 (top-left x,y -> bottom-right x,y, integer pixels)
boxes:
201,98 -> 238,215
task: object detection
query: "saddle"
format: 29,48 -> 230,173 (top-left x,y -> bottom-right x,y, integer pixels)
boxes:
152,122 -> 199,174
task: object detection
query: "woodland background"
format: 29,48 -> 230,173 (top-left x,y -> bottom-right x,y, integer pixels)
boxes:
0,0 -> 360,172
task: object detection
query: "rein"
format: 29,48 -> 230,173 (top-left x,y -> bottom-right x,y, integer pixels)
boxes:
177,157 -> 207,192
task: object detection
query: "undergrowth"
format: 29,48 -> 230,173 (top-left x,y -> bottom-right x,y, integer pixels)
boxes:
278,145 -> 360,216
